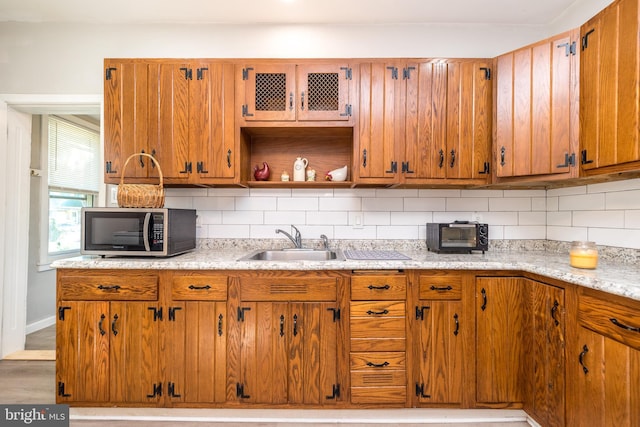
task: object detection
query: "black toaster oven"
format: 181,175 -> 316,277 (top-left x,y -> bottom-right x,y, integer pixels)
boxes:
426,221 -> 488,254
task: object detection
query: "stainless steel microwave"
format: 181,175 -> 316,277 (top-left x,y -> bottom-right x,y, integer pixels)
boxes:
81,207 -> 196,257
426,221 -> 489,254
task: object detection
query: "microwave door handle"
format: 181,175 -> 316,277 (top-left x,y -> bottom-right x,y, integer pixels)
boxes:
143,213 -> 152,252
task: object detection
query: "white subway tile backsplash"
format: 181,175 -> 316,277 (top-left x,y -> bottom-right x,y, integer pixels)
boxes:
197,211 -> 222,225
211,224 -> 251,238
573,210 -> 624,228
376,225 -> 420,239
547,225 -> 587,242
277,197 -> 319,211
375,189 -> 419,198
503,225 -> 546,239
461,189 -> 504,198
363,211 -> 391,225
588,228 -> 640,249
504,189 -> 546,198
547,196 -> 559,211
418,189 -> 461,198
489,197 -> 531,212
193,196 -> 235,210
166,188 -> 207,197
433,212 -> 479,223
334,188 -> 376,197
306,211 -> 348,225
404,197 -> 446,212
547,211 -> 571,226
547,185 -> 586,197
531,197 -> 546,211
558,193 -> 605,211
482,212 -> 518,225
363,197 -> 404,211
292,188 -> 335,197
250,188 -> 292,197
164,197 -> 194,209
207,188 -> 249,197
625,210 -> 640,229
222,211 -> 264,225
587,177 -> 640,193
605,190 -> 640,210
334,226 -> 377,239
320,197 -> 362,211
446,198 -> 488,212
391,212 -> 431,225
235,196 -> 277,211
264,211 -> 306,225
518,211 -> 546,225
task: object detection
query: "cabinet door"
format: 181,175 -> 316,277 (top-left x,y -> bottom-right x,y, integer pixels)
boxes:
297,64 -> 351,121
415,300 -> 463,404
240,64 -> 297,121
109,302 -> 162,404
56,301 -> 110,403
445,61 -> 492,180
167,301 -> 227,403
103,60 -> 151,183
527,280 -> 565,427
149,62 -> 191,181
580,0 -> 640,171
476,277 -> 527,404
496,30 -> 578,179
190,62 -> 236,182
571,326 -> 640,427
356,62 -> 403,183
238,301 -> 339,405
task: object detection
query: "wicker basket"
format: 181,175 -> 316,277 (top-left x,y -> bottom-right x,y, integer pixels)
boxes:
117,152 -> 165,208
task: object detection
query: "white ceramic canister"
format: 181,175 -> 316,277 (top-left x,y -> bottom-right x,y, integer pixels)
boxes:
293,157 -> 308,182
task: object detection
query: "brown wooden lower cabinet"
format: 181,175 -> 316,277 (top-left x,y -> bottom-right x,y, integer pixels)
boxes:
55,266 -> 639,424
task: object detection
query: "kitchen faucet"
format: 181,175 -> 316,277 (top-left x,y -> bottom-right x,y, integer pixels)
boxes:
320,234 -> 330,250
275,225 -> 303,249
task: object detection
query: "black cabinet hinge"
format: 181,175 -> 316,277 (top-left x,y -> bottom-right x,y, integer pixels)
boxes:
478,161 -> 490,175
327,308 -> 341,322
196,67 -> 208,80
179,162 -> 192,174
105,161 -> 118,174
58,306 -> 71,321
236,383 -> 251,399
556,153 -> 576,168
340,67 -> 352,80
558,41 -> 577,56
105,67 -> 117,81
168,382 -> 181,398
179,67 -> 192,80
237,307 -> 251,322
580,149 -> 594,165
146,383 -> 163,398
386,66 -> 399,80
148,307 -> 163,322
325,384 -> 340,400
582,29 -> 595,50
415,383 -> 431,398
168,307 -> 182,322
402,161 -> 415,174
242,67 -> 254,80
242,104 -> 254,117
415,306 -> 430,321
57,382 -> 71,397
340,104 -> 352,117
403,66 -> 416,80
480,67 -> 491,80
196,161 -> 209,174
386,161 -> 398,174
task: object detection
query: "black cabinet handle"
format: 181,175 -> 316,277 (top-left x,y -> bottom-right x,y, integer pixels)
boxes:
98,314 -> 106,336
111,314 -> 119,336
450,149 -> 456,168
218,314 -> 224,337
366,309 -> 389,316
551,300 -> 560,326
300,91 -> 305,110
579,344 -> 589,374
453,313 -> 459,336
610,318 -> 640,333
362,149 -> 367,167
438,150 -> 444,168
368,284 -> 390,290
188,285 -> 211,290
293,314 -> 298,336
97,285 -> 121,291
366,361 -> 390,368
227,149 -> 232,168
480,288 -> 487,311
289,92 -> 294,110
500,146 -> 506,166
279,314 -> 285,337
430,285 -> 452,291
582,28 -> 595,50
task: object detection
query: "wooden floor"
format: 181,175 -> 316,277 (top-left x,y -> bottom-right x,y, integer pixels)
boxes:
0,325 -> 531,426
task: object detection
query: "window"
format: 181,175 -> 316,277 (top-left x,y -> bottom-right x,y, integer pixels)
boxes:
46,115 -> 100,258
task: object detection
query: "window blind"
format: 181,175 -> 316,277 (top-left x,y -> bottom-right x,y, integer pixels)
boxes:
48,116 -> 100,192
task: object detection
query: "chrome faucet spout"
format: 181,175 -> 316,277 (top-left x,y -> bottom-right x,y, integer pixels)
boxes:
320,234 -> 330,250
276,225 -> 303,248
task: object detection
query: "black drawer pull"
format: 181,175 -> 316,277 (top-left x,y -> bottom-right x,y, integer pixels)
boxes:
430,285 -> 453,291
610,318 -> 640,333
366,361 -> 390,368
366,309 -> 389,316
97,285 -> 121,291
579,344 -> 589,374
368,284 -> 390,290
188,285 -> 211,290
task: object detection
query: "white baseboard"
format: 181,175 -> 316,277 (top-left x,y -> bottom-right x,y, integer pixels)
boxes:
26,315 -> 55,335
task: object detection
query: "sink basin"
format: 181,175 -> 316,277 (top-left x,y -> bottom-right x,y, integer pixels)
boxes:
239,249 -> 345,261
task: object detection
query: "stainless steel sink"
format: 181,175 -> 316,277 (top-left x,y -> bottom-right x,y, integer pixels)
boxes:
238,249 -> 345,261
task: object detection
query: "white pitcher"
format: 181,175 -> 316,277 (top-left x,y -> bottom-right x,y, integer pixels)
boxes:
293,157 -> 308,182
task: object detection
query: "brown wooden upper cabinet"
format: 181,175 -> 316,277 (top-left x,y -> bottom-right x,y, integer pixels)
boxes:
580,0 -> 640,175
104,59 -> 236,186
495,29 -> 579,182
237,62 -> 353,123
355,60 -> 492,186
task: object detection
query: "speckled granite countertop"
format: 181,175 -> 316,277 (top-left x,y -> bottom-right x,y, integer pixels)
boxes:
52,246 -> 640,302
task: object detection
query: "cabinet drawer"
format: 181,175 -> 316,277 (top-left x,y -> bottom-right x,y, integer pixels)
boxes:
350,301 -> 405,317
350,316 -> 405,339
351,275 -> 406,300
579,292 -> 640,351
239,276 -> 337,301
418,273 -> 462,300
172,275 -> 227,300
351,371 -> 406,387
350,352 -> 405,370
58,271 -> 158,301
351,386 -> 407,404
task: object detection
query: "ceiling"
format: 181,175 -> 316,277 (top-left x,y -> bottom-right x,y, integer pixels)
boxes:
0,0 -> 580,26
